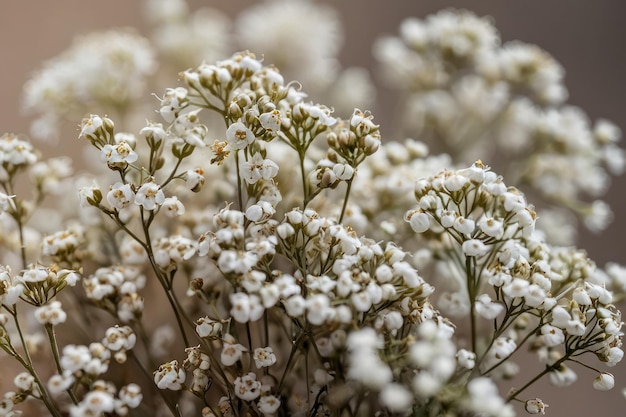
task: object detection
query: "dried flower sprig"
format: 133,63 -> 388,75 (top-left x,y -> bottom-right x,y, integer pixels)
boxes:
0,2 -> 622,416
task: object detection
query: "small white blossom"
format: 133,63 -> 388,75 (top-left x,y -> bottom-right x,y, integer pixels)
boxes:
379,383 -> 413,412
257,395 -> 281,416
592,372 -> 614,391
234,372 -> 262,401
253,347 -> 277,368
525,398 -> 548,415
107,182 -> 135,210
226,122 -> 255,150
154,360 -> 186,391
134,182 -> 165,210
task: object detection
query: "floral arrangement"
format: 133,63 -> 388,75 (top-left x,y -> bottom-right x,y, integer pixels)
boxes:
0,1 -> 624,416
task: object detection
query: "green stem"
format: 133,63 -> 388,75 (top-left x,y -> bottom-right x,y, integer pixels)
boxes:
9,309 -> 63,417
299,152 -> 308,206
235,150 -> 244,211
506,355 -> 568,402
338,179 -> 353,224
465,256 -> 477,354
44,324 -> 63,374
129,352 -> 181,417
44,324 -> 80,405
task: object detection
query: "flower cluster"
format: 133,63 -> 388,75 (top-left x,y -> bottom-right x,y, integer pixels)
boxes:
23,30 -> 156,141
405,162 -> 623,405
0,2 -> 623,417
375,9 -> 625,243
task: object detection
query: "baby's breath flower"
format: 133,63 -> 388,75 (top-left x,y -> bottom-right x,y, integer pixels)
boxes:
107,182 -> 135,210
118,383 -> 142,409
134,181 -> 165,210
195,316 -> 222,339
253,347 -> 276,368
593,372 -> 615,391
226,122 -> 255,150
220,337 -> 247,367
257,395 -> 281,416
525,398 -> 548,415
234,372 -> 262,401
154,360 -> 186,391
34,301 -> 67,325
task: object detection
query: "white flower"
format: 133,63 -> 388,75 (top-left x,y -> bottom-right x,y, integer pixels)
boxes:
79,182 -> 102,207
14,372 -> 36,391
161,196 -> 185,217
230,292 -> 257,323
172,109 -> 208,147
257,395 -> 281,416
259,110 -> 283,132
102,325 -> 136,352
253,347 -> 276,368
185,168 -> 205,191
47,372 -> 75,395
603,346 -> 623,367
525,398 -> 548,415
592,372 -> 614,391
240,153 -> 279,185
456,349 -> 476,369
118,384 -> 142,408
333,163 -> 354,181
154,360 -> 186,391
234,372 -> 261,401
101,141 -> 138,165
245,201 -> 276,223
306,294 -> 332,325
540,324 -> 565,347
406,210 -> 430,233
379,383 -> 413,412
462,239 -> 489,257
140,121 -> 167,146
79,115 -> 104,139
107,182 -> 135,210
61,345 -> 91,373
283,295 -> 306,317
444,174 -> 468,191
221,339 -> 247,366
226,122 -> 255,150
474,294 -> 504,319
549,365 -> 577,387
196,316 -> 222,339
0,192 -> 16,212
34,301 -> 67,325
478,217 -> 504,238
82,390 -> 115,414
134,182 -> 165,210
159,87 -> 189,123
453,216 -> 475,235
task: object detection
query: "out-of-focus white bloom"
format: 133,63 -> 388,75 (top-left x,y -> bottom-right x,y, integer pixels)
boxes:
235,0 -> 341,88
147,0 -> 232,68
379,383 -> 413,412
34,301 -> 67,325
592,372 -> 615,391
257,395 -> 281,415
118,383 -> 143,409
23,29 -> 156,141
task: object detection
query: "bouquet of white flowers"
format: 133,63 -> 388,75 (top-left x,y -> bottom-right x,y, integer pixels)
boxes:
0,1 -> 623,416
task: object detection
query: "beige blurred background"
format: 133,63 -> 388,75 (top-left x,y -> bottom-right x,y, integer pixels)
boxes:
1,0 -> 625,415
